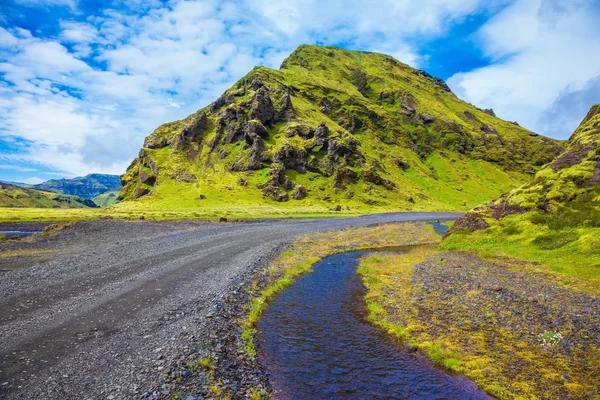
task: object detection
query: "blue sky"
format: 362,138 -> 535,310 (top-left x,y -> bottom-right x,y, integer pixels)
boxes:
0,0 -> 599,184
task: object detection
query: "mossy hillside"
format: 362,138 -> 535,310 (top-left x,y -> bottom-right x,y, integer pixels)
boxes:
445,105 -> 600,284
0,182 -> 98,209
92,190 -> 120,207
118,45 -> 562,213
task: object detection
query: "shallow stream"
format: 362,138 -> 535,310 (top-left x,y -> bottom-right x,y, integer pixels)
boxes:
257,249 -> 489,399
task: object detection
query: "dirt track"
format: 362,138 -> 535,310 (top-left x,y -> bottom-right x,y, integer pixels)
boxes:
0,213 -> 460,399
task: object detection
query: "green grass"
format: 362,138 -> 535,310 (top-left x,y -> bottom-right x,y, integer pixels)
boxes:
441,212 -> 600,291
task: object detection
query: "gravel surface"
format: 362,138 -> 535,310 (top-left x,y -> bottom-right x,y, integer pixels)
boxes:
0,212 -> 460,399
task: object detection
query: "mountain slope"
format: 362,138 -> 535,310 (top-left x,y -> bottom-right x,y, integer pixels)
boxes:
444,104 -> 600,281
92,190 -> 120,207
0,182 -> 99,208
119,45 -> 563,212
34,174 -> 121,199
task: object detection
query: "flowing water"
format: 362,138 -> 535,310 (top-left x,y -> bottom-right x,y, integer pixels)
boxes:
0,231 -> 42,238
257,251 -> 490,399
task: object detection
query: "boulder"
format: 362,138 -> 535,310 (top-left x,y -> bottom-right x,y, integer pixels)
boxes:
293,185 -> 307,200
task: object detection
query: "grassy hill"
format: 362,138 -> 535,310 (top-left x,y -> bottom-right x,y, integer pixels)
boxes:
92,190 -> 120,207
117,45 -> 562,214
34,174 -> 121,199
444,104 -> 600,283
0,182 -> 98,208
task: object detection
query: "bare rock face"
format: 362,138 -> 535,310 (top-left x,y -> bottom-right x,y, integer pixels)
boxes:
250,87 -> 276,125
293,185 -> 307,200
445,212 -> 489,237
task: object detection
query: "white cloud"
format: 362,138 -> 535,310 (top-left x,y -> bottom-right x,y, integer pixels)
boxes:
23,176 -> 45,184
448,0 -> 600,138
2,0 -> 560,180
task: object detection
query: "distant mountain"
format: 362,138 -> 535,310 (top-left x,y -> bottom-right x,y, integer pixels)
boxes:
0,182 -> 98,208
34,174 -> 122,199
119,45 -> 563,212
0,180 -> 32,187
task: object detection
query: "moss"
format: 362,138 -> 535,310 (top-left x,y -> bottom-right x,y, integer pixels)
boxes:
116,45 -> 564,212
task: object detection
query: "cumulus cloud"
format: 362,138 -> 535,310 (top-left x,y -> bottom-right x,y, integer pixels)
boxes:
448,0 -> 600,138
1,0 -> 494,178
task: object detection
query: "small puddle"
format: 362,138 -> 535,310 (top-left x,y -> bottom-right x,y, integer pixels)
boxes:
431,220 -> 450,236
0,231 -> 43,238
257,251 -> 490,399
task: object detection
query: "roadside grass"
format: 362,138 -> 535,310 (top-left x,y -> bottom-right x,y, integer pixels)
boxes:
240,222 -> 440,357
441,213 -> 600,292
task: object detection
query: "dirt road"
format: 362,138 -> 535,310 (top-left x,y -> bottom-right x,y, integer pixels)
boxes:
0,213 -> 460,399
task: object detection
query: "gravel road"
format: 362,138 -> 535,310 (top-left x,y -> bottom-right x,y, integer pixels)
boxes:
0,212 -> 460,399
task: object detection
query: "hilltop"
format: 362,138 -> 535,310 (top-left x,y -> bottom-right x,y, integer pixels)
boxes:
0,182 -> 98,208
119,45 -> 562,213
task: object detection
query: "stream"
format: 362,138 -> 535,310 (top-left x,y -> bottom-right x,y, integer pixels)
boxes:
257,248 -> 490,399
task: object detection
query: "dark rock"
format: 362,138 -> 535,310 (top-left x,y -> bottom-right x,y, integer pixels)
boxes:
445,212 -> 489,236
244,120 -> 269,140
415,70 -> 452,92
132,187 -> 150,199
394,159 -> 410,171
293,185 -> 307,200
262,185 -> 289,202
487,201 -> 528,219
529,132 -> 539,137
250,79 -> 264,90
196,195 -> 206,200
510,121 -> 520,126
219,217 -> 228,222
417,113 -> 436,124
480,124 -> 498,134
362,167 -> 395,190
139,171 -> 156,186
320,98 -> 332,114
483,108 -> 496,117
273,144 -> 308,173
333,167 -> 359,188
172,113 -> 208,148
399,94 -> 417,117
210,93 -> 235,113
463,111 -> 478,121
550,145 -> 594,171
250,87 -> 276,125
331,205 -> 342,212
180,174 -> 197,183
351,69 -> 369,93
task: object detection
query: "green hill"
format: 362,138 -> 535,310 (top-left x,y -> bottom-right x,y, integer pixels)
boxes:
34,174 -> 121,199
92,190 -> 120,207
444,104 -> 600,282
119,45 -> 563,213
0,182 -> 99,208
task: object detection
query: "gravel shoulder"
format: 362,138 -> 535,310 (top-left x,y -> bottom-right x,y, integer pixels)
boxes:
0,212 -> 460,399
